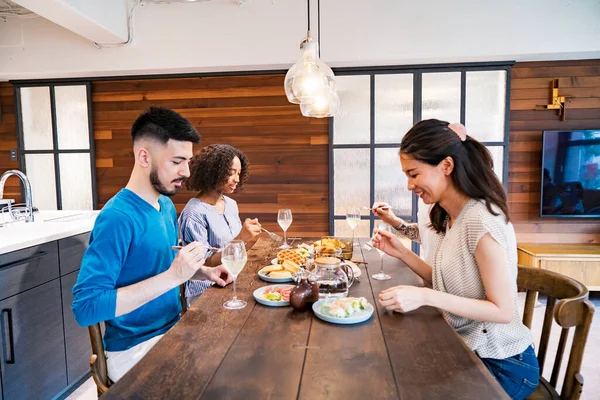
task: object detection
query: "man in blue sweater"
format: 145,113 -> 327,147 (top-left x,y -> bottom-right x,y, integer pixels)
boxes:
72,107 -> 232,382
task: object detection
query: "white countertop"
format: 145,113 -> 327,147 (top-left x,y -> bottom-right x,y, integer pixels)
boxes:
0,210 -> 99,255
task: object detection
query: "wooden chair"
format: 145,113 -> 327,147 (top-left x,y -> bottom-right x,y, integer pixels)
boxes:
88,283 -> 188,396
517,265 -> 595,400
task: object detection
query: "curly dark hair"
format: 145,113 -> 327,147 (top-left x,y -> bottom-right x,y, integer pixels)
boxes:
185,144 -> 250,194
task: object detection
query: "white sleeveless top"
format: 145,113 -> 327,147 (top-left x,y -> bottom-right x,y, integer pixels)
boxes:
432,199 -> 533,359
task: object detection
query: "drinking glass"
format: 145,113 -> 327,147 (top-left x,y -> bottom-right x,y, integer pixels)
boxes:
346,207 -> 361,242
222,240 -> 248,309
367,223 -> 391,281
277,209 -> 293,249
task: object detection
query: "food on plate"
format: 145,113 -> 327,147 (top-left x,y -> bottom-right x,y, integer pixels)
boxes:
262,286 -> 292,301
259,263 -> 294,279
314,238 -> 345,249
320,297 -> 369,318
276,249 -> 306,265
296,243 -> 314,258
268,270 -> 293,278
261,264 -> 284,274
282,260 -> 300,274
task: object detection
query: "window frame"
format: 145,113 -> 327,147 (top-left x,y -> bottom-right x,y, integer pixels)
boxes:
13,81 -> 98,210
328,62 -> 513,252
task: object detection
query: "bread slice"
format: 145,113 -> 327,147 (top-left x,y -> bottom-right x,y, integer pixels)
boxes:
282,260 -> 300,274
261,264 -> 284,273
269,271 -> 292,278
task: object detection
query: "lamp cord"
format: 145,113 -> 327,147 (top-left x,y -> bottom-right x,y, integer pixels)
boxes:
307,0 -> 310,32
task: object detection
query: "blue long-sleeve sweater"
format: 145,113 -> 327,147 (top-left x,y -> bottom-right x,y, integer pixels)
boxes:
72,188 -> 181,352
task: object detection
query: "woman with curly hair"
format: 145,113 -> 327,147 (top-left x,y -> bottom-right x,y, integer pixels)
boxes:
178,144 -> 262,301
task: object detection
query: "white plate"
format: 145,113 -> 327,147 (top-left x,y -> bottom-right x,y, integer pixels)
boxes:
258,268 -> 294,283
271,258 -> 279,265
312,299 -> 374,325
253,285 -> 294,307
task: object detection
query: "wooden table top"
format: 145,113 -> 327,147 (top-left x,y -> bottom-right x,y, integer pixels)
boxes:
104,238 -> 508,400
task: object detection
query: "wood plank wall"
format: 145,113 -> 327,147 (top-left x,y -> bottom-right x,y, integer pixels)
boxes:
92,74 -> 329,237
0,82 -> 21,203
510,60 -> 600,244
3,60 -> 599,242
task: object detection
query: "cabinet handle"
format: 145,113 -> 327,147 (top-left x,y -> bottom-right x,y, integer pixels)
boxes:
2,308 -> 15,364
0,250 -> 48,269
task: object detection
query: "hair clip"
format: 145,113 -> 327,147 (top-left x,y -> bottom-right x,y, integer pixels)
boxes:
448,123 -> 467,142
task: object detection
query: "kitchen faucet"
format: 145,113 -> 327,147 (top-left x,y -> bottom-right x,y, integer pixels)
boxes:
0,169 -> 35,222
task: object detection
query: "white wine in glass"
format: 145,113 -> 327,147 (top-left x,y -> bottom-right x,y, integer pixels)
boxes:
277,209 -> 293,249
371,223 -> 391,281
346,207 -> 361,241
222,240 -> 248,310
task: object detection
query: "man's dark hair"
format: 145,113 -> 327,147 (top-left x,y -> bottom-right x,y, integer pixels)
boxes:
131,107 -> 200,144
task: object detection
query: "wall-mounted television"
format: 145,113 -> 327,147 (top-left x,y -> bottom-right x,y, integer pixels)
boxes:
540,130 -> 600,218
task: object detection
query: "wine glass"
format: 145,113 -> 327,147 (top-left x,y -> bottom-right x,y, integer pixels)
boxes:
277,209 -> 293,249
346,207 -> 361,243
222,240 -> 248,310
369,223 -> 391,281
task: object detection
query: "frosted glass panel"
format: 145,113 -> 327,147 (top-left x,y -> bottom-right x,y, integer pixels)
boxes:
334,219 -> 371,238
487,146 -> 504,183
20,87 -> 53,150
333,149 -> 370,215
24,154 -> 57,210
422,72 -> 461,123
374,148 -> 412,216
375,74 -> 413,143
59,153 -> 93,210
55,85 -> 90,150
333,76 -> 370,144
466,71 -> 506,142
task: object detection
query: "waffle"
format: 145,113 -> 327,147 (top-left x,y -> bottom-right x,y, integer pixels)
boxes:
276,249 -> 306,265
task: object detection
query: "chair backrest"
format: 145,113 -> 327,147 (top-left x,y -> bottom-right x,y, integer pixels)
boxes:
88,283 -> 188,395
518,265 -> 595,400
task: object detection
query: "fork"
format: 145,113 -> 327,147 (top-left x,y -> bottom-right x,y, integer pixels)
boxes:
171,244 -> 221,252
261,227 -> 283,242
360,205 -> 390,212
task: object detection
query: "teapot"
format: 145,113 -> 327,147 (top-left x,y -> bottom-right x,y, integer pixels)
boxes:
308,256 -> 355,298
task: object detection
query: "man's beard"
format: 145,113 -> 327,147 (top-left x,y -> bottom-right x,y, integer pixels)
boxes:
150,167 -> 182,197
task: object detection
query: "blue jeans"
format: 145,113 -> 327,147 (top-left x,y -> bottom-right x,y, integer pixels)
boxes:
480,346 -> 540,400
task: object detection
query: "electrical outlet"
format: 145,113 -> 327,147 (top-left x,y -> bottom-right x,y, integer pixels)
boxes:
10,148 -> 17,161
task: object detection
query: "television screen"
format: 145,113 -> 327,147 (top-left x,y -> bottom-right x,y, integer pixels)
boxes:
541,130 -> 600,218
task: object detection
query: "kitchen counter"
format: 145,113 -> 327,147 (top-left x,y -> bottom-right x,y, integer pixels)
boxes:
0,210 -> 99,254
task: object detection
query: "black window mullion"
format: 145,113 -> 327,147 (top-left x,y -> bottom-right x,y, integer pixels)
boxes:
369,74 -> 375,235
503,67 -> 511,190
14,85 -> 26,203
49,85 -> 63,209
412,72 -> 422,255
460,70 -> 466,125
328,115 -> 334,234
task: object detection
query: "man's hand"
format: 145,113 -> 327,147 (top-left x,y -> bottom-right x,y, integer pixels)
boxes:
167,242 -> 207,284
196,265 -> 234,287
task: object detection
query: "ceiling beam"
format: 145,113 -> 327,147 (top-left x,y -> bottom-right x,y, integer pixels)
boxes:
11,0 -> 128,43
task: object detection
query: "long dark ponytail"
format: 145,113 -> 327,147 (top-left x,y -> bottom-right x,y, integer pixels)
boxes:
400,119 -> 509,233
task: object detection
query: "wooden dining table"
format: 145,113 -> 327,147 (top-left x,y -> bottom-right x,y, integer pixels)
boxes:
104,237 -> 508,399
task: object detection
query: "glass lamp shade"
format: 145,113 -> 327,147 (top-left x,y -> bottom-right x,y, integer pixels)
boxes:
300,88 -> 340,118
285,35 -> 336,105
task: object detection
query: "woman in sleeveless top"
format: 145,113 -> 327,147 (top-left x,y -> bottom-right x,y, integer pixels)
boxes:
373,119 -> 539,400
